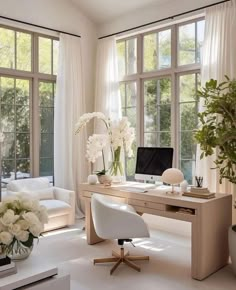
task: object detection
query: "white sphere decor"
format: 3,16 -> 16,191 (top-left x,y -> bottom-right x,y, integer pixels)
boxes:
161,168 -> 184,194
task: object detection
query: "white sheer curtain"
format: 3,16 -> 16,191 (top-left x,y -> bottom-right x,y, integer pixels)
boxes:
94,36 -> 121,171
54,34 -> 88,218
196,0 -> 236,198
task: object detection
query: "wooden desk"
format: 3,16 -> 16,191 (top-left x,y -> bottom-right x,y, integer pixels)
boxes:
79,182 -> 232,281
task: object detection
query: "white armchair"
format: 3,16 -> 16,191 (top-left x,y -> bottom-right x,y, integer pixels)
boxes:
6,177 -> 75,232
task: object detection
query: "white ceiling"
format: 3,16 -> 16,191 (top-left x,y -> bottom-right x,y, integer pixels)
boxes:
72,0 -> 169,24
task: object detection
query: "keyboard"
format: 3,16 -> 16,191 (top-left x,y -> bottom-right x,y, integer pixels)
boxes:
120,187 -> 149,193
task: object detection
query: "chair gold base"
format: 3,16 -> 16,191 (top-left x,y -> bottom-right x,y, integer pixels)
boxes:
94,248 -> 149,275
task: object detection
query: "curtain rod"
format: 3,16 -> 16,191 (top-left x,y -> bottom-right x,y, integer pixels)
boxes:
98,0 -> 230,39
0,15 -> 81,38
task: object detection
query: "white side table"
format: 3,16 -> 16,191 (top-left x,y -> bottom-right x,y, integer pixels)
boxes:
0,264 -> 70,290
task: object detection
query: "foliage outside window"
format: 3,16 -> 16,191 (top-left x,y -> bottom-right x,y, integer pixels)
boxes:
0,25 -> 58,186
117,18 -> 205,183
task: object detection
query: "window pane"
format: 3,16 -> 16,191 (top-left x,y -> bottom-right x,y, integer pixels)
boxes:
180,103 -> 198,131
178,23 -> 196,66
1,105 -> 15,132
39,37 -> 52,74
179,74 -> 196,102
197,20 -> 205,63
53,40 -> 59,75
126,38 -> 137,75
0,77 -> 15,104
120,83 -> 126,107
144,29 -> 171,72
40,133 -> 53,157
2,133 -> 15,159
40,158 -> 53,176
16,105 -> 30,132
144,133 -> 157,147
16,32 -> 31,71
180,131 -> 196,159
117,41 -> 125,79
159,29 -> 171,69
0,27 -> 15,69
144,78 -> 171,142
181,160 -> 195,184
160,132 -> 171,147
16,159 -> 30,176
2,160 -> 14,179
16,133 -> 30,158
16,79 -> 30,106
126,82 -> 136,107
39,81 -> 55,178
39,82 -> 53,107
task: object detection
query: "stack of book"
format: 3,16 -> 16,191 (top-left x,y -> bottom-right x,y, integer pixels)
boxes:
183,187 -> 215,199
0,255 -> 17,278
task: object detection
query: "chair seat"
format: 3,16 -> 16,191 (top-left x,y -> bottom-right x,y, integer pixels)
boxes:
40,199 -> 71,218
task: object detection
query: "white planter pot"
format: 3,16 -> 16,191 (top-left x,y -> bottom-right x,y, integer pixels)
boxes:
229,225 -> 236,275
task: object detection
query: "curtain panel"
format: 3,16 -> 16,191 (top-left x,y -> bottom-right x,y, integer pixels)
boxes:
54,34 -> 88,218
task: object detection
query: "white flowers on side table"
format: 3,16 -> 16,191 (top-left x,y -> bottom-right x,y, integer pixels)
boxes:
0,195 -> 48,260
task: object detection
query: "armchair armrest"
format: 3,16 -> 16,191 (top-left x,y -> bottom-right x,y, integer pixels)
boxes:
53,187 -> 75,225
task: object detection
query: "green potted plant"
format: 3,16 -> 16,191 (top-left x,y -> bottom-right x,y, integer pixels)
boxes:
194,76 -> 236,274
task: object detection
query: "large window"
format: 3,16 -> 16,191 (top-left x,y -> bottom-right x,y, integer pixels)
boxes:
0,25 -> 58,185
117,18 -> 204,183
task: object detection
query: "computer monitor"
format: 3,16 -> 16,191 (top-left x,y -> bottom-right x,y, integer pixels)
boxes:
135,147 -> 174,182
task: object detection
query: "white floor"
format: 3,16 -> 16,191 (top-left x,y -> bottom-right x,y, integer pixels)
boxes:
28,219 -> 236,290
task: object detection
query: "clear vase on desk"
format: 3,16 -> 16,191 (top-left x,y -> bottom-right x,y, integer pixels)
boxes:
109,147 -> 125,183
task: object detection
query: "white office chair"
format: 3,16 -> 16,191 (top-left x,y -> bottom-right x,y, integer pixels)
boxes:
91,193 -> 150,274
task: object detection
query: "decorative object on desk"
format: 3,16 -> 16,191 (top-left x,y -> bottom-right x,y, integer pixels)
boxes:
194,77 -> 236,185
161,168 -> 184,194
75,112 -> 135,183
195,176 -> 203,187
87,174 -> 98,185
0,195 -> 48,260
97,174 -> 112,185
229,225 -> 236,276
180,180 -> 188,193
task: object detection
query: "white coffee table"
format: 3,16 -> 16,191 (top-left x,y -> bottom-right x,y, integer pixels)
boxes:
0,261 -> 70,290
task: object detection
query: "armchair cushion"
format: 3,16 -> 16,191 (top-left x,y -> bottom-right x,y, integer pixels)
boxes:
40,200 -> 71,218
7,177 -> 50,192
22,187 -> 54,200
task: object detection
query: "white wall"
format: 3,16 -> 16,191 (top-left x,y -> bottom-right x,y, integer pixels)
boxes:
0,0 -> 97,113
98,0 -> 224,37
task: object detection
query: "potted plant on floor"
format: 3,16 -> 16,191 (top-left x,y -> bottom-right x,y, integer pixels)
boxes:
194,76 -> 236,274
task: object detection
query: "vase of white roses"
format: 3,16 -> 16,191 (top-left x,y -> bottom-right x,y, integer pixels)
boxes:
75,112 -> 135,184
0,195 -> 48,260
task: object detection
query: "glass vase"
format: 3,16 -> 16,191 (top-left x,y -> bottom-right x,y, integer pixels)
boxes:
109,147 -> 125,183
6,242 -> 33,261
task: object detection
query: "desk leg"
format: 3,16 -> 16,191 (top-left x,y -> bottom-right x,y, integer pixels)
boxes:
85,197 -> 104,245
191,196 -> 232,280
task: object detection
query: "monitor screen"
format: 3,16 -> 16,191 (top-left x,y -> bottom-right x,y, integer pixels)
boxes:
135,147 -> 174,182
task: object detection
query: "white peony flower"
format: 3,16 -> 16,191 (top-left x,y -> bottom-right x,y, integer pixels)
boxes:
9,223 -> 21,236
23,212 -> 40,226
29,223 -> 43,237
15,230 -> 29,242
17,219 -> 30,230
0,231 -> 13,245
1,209 -> 19,226
38,206 -> 48,224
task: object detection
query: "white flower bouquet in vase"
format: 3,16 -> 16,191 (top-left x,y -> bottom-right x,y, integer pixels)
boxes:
75,112 -> 135,184
0,195 -> 48,260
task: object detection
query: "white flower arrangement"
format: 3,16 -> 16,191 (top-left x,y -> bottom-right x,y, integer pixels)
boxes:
0,195 -> 48,255
75,112 -> 135,177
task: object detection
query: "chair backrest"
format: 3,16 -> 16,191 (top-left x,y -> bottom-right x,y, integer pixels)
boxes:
7,177 -> 50,192
91,193 -> 150,240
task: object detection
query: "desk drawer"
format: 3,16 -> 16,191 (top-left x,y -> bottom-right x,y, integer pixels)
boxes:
128,198 -> 165,211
